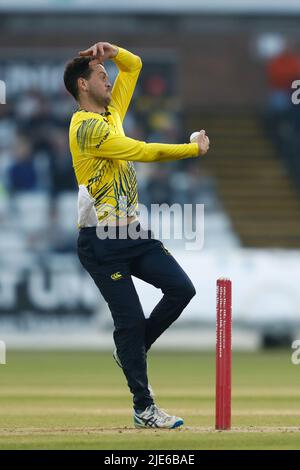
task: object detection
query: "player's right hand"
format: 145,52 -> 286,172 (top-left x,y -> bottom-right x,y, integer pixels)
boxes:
79,42 -> 118,62
197,130 -> 210,156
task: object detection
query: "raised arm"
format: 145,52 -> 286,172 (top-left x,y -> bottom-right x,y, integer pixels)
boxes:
75,118 -> 209,162
111,47 -> 142,122
79,42 -> 141,122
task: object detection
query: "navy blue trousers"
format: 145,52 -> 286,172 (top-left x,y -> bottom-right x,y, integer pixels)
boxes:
77,223 -> 196,411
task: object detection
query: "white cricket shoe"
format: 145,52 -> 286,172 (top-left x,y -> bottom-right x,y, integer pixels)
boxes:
113,348 -> 155,398
134,404 -> 184,429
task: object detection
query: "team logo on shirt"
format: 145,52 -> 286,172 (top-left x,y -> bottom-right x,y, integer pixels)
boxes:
111,272 -> 123,281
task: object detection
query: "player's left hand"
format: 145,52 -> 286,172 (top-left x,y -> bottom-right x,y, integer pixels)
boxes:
79,42 -> 118,61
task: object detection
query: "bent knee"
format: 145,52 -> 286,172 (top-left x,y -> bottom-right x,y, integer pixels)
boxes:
179,281 -> 196,302
186,282 -> 196,300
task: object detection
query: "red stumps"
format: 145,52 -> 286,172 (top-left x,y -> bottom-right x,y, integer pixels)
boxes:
215,278 -> 232,431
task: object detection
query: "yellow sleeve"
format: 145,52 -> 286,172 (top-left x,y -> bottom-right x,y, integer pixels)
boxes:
110,47 -> 142,122
76,118 -> 199,162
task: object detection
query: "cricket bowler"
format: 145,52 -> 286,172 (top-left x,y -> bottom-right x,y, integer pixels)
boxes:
64,41 -> 209,428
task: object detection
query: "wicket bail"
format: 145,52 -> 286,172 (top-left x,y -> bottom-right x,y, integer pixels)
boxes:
216,278 -> 232,431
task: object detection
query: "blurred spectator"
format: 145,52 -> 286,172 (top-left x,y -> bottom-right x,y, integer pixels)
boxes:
8,135 -> 38,193
16,89 -> 59,154
265,44 -> 300,186
267,46 -> 300,112
49,128 -> 77,194
0,105 -> 17,150
148,110 -> 181,143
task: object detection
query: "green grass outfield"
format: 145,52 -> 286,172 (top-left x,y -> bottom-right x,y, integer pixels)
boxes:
0,350 -> 300,449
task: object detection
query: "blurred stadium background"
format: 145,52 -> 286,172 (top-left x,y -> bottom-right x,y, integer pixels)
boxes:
1,0 -> 300,351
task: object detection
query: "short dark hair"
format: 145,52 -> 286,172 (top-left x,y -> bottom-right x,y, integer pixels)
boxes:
63,56 -> 93,100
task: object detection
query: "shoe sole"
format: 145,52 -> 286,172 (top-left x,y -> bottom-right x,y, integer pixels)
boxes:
134,419 -> 184,429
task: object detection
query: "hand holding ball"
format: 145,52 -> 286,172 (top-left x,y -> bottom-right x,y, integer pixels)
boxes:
190,129 -> 210,156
